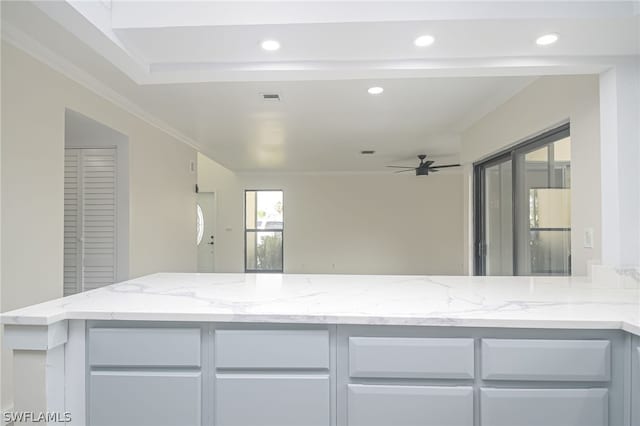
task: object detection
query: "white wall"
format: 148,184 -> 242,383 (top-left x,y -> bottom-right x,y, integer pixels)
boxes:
461,75 -> 601,276
198,153 -> 465,275
1,42 -> 197,411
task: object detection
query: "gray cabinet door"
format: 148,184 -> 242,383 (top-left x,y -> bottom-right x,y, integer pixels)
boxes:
347,384 -> 474,426
481,339 -> 610,381
216,329 -> 329,369
349,337 -> 474,379
480,388 -> 608,426
215,374 -> 330,426
89,371 -> 201,426
633,341 -> 640,426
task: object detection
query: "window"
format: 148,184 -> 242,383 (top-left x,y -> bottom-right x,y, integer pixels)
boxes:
474,124 -> 571,276
245,190 -> 284,272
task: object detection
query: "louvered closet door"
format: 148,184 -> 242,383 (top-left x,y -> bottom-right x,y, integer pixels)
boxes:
64,149 -> 82,295
64,148 -> 117,295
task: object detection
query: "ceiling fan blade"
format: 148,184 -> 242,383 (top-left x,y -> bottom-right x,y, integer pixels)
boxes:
430,164 -> 461,169
386,165 -> 415,168
424,160 -> 435,167
394,169 -> 415,173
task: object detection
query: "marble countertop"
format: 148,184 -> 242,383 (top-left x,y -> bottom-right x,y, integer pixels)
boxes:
3,273 -> 640,335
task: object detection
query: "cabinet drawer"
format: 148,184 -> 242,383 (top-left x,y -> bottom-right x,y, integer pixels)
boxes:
215,374 -> 330,426
89,327 -> 201,367
482,339 -> 610,381
480,388 -> 608,426
90,371 -> 201,426
216,329 -> 329,369
348,384 -> 473,426
349,337 -> 474,379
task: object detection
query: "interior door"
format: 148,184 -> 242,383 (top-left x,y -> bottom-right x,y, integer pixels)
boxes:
197,192 -> 216,272
64,148 -> 117,295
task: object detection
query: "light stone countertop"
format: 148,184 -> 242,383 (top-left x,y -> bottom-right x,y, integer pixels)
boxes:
2,273 -> 640,335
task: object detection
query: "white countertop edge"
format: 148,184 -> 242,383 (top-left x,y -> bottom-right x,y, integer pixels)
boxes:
2,311 -> 637,335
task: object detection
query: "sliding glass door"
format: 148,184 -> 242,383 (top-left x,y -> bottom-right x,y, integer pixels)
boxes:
475,124 -> 571,276
475,155 -> 513,275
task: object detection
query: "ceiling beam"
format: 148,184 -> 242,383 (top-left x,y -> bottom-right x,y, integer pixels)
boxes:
110,1 -> 638,29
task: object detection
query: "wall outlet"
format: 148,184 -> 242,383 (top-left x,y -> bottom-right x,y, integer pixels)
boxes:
584,228 -> 594,248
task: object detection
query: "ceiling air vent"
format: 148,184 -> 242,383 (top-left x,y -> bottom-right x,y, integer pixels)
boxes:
361,150 -> 376,155
261,93 -> 281,102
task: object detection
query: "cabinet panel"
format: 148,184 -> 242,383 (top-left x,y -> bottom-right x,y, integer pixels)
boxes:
480,388 -> 608,426
347,384 -> 473,426
216,329 -> 329,369
89,327 -> 201,367
482,339 -> 610,381
633,343 -> 640,426
215,374 -> 330,426
349,337 -> 474,379
89,370 -> 201,426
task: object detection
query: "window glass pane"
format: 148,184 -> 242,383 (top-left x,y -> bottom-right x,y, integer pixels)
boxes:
245,190 -> 283,271
246,231 -> 257,270
484,160 -> 513,275
515,135 -> 571,275
256,191 -> 283,230
552,137 -> 571,188
246,191 -> 256,229
247,231 -> 282,271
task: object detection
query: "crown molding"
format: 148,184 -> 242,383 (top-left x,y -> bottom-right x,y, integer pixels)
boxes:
1,22 -> 205,153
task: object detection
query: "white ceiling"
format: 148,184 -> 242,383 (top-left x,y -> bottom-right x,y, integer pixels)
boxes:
1,1 -> 638,171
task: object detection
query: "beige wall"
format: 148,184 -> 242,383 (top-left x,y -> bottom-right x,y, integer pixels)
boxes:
461,75 -> 601,275
1,42 -> 197,410
198,153 -> 465,275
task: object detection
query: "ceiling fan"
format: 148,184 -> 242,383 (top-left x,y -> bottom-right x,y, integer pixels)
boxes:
387,154 -> 461,176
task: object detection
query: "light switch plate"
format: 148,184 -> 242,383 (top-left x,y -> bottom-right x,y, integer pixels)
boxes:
584,228 -> 594,248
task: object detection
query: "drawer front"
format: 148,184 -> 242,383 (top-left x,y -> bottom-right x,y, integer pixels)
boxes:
216,329 -> 329,369
482,339 -> 610,381
89,327 -> 201,367
349,337 -> 474,379
90,371 -> 201,426
480,388 -> 608,426
215,374 -> 330,426
348,384 -> 473,426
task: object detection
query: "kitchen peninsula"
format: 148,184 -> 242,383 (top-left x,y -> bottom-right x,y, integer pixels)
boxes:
3,273 -> 640,426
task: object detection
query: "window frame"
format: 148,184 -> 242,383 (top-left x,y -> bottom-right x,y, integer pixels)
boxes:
473,122 -> 571,276
244,189 -> 284,273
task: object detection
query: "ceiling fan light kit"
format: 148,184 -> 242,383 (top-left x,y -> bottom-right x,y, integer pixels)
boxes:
386,154 -> 461,176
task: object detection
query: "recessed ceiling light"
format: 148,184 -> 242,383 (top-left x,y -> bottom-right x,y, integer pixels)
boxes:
368,86 -> 384,95
414,35 -> 435,47
261,40 -> 281,51
536,33 -> 559,46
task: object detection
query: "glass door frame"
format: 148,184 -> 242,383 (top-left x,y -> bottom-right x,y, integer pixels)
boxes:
474,122 -> 571,276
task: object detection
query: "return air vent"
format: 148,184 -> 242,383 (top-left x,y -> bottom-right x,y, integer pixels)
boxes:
261,93 -> 281,101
